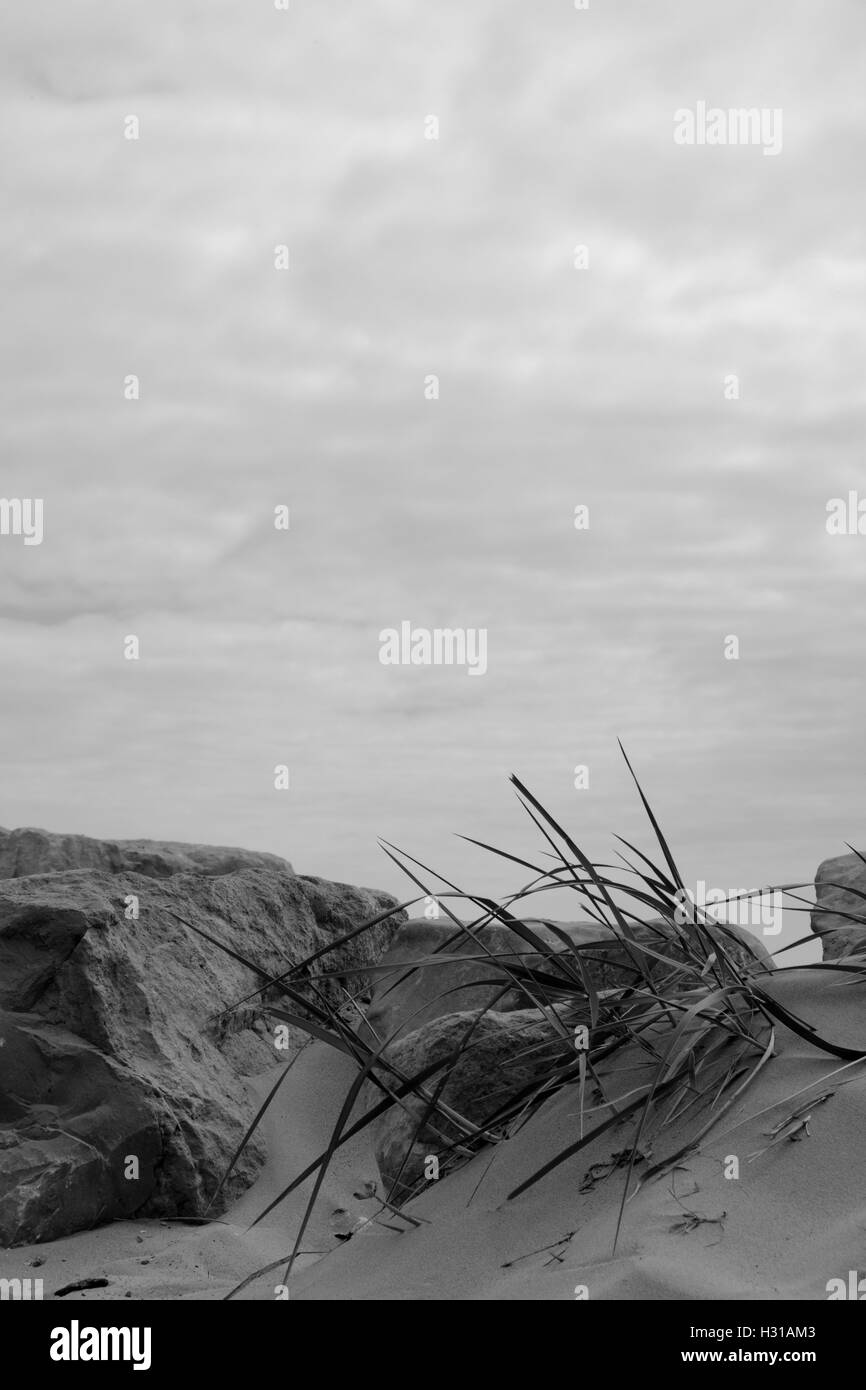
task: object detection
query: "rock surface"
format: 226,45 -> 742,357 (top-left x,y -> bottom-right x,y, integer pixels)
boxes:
812,852 -> 866,959
370,1007 -> 574,1201
0,825 -> 293,880
0,851 -> 405,1246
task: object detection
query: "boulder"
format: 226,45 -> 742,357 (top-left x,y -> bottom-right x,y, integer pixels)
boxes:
812,852 -> 866,959
0,865 -> 405,1245
0,825 -> 293,880
370,1007 -> 575,1201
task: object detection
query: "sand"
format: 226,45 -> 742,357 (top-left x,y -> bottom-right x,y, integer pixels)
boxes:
6,967 -> 866,1302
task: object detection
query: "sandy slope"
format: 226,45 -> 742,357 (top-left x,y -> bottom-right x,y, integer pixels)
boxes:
290,968 -> 866,1301
5,968 -> 866,1301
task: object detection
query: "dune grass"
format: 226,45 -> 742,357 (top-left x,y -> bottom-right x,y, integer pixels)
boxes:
180,743 -> 866,1298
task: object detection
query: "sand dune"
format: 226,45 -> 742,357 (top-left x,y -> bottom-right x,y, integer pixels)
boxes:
289,969 -> 866,1301
13,966 -> 865,1302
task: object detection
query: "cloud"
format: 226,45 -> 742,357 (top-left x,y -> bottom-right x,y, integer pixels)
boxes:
0,0 -> 864,946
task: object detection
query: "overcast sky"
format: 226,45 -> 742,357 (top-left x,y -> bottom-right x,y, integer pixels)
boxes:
1,0 -> 865,955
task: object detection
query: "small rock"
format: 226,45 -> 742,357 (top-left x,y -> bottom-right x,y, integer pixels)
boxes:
55,1277 -> 110,1297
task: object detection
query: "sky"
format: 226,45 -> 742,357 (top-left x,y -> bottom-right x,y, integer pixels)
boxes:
1,0 -> 865,958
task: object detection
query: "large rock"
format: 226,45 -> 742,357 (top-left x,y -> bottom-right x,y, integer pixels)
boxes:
0,865 -> 405,1245
813,852 -> 866,959
0,825 -> 293,880
370,1007 -> 575,1202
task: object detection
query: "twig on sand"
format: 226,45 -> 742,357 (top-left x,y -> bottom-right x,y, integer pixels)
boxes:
668,1210 -> 726,1236
580,1146 -> 652,1193
501,1232 -> 576,1270
666,1176 -> 726,1237
667,1173 -> 728,1239
745,1091 -> 836,1160
747,1115 -> 812,1161
763,1090 -> 834,1136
